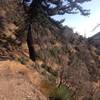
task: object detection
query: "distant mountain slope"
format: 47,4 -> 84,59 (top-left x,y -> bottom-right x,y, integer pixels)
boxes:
88,32 -> 100,48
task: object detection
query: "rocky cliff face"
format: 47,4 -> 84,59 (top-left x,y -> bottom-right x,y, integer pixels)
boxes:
0,0 -> 100,100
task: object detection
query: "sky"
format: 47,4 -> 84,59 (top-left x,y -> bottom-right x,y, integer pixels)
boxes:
52,0 -> 100,37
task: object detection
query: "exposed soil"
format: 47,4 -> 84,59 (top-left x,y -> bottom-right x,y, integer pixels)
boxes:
0,60 -> 47,100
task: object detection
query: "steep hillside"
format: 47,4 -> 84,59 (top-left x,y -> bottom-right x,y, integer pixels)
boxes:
0,0 -> 100,100
88,32 -> 100,48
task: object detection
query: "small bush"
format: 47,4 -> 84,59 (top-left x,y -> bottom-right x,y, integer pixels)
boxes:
41,63 -> 57,76
49,85 -> 73,100
18,56 -> 29,64
49,48 -> 59,58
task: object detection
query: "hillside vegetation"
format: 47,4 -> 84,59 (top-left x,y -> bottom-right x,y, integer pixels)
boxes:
0,0 -> 100,100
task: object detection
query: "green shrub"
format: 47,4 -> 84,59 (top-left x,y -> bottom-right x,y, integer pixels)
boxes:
49,85 -> 73,100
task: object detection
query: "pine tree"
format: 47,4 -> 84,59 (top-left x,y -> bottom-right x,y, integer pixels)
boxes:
30,0 -> 91,16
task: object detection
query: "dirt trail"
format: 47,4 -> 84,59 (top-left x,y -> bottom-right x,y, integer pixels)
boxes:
0,60 -> 47,100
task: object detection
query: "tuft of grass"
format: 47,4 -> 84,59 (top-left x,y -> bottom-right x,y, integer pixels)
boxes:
49,48 -> 60,58
49,85 -> 73,100
18,56 -> 29,64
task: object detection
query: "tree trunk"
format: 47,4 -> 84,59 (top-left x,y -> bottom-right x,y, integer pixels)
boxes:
27,23 -> 37,61
26,5 -> 49,61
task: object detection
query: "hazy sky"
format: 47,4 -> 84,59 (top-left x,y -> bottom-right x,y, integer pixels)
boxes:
52,0 -> 100,37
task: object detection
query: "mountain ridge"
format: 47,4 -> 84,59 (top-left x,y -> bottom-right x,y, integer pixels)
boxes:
88,32 -> 100,48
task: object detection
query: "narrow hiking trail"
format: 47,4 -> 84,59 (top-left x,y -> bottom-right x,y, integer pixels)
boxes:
0,60 -> 47,100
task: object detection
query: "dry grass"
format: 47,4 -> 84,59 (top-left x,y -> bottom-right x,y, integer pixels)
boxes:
0,60 -> 44,89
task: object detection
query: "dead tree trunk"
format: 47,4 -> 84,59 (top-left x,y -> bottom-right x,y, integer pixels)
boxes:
27,23 -> 37,61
